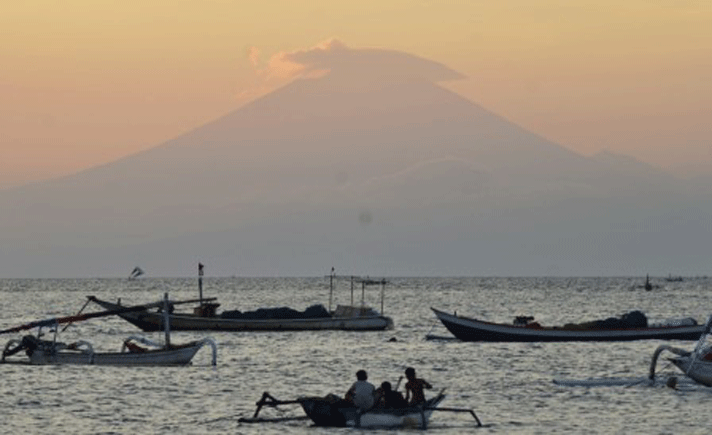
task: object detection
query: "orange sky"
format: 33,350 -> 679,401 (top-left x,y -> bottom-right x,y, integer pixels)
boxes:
1,0 -> 710,189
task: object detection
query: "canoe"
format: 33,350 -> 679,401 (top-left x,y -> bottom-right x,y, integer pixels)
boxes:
1,293 -> 217,366
89,296 -> 393,332
432,308 -> 705,342
298,394 -> 446,429
2,334 -> 216,366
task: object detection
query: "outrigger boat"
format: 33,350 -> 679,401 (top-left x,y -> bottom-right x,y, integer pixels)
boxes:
89,267 -> 393,332
299,393 -> 448,428
431,307 -> 704,342
240,391 -> 482,429
649,315 -> 712,387
1,293 -> 217,366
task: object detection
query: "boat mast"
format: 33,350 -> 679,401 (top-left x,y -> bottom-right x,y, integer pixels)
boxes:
361,279 -> 366,307
163,292 -> 171,348
381,279 -> 385,315
329,267 -> 334,312
198,262 -> 204,306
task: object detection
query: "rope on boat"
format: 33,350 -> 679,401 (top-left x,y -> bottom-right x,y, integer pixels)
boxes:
60,298 -> 92,332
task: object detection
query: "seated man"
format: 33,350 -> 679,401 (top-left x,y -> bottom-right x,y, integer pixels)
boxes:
345,369 -> 375,411
375,381 -> 407,409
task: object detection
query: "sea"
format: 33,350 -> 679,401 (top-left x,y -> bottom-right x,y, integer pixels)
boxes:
1,276 -> 710,434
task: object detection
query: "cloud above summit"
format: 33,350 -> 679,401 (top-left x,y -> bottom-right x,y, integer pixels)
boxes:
280,39 -> 465,81
240,39 -> 465,101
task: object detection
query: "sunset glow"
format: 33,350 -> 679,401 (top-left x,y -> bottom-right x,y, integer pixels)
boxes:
1,0 -> 710,188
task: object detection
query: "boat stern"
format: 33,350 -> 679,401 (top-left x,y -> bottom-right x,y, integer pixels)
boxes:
298,397 -> 348,427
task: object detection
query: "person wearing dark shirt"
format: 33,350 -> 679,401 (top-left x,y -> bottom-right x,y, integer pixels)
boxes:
375,381 -> 407,409
404,367 -> 432,405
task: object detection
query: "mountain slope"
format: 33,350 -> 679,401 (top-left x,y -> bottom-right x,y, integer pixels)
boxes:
0,47 -> 708,277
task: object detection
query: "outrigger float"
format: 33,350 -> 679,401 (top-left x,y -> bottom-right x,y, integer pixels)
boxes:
554,316 -> 712,389
239,391 -> 482,429
1,293 -> 217,366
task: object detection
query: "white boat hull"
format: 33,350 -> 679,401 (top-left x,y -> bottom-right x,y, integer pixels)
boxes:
27,344 -> 203,366
671,356 -> 712,387
347,407 -> 438,428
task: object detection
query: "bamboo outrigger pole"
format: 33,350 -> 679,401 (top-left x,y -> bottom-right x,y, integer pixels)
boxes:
1,300 -> 165,335
426,406 -> 483,427
238,392 -> 308,423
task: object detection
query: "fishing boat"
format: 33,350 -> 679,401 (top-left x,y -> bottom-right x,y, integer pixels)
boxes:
1,294 -> 217,366
1,334 -> 216,366
649,316 -> 712,387
431,307 -> 705,342
240,391 -> 481,429
128,266 -> 145,280
88,267 -> 393,332
299,394 -> 447,428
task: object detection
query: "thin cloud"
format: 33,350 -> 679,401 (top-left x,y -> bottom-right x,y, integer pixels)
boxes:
237,38 -> 465,103
247,46 -> 260,68
282,38 -> 465,82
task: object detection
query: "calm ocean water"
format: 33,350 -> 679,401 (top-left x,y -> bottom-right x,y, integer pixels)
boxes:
1,276 -> 711,434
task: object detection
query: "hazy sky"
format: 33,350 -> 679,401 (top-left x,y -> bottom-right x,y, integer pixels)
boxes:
2,0 -> 710,189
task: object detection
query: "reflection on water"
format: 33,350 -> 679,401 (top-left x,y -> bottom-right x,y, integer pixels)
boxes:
1,277 -> 710,434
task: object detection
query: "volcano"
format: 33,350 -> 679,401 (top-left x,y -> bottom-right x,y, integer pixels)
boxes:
1,43 -> 709,277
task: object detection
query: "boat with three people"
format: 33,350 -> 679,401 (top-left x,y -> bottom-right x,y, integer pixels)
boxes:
241,390 -> 481,429
299,392 -> 448,428
431,307 -> 705,342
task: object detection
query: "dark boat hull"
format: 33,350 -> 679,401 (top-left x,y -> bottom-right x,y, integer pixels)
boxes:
432,308 -> 705,342
299,394 -> 446,428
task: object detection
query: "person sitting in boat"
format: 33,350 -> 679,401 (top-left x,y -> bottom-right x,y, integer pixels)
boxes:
345,369 -> 376,411
404,367 -> 432,406
374,381 -> 407,409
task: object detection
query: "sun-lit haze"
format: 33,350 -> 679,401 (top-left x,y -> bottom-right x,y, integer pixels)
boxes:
1,0 -> 710,189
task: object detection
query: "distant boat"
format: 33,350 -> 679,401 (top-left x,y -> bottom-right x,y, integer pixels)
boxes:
636,274 -> 660,291
89,296 -> 394,332
664,274 -> 684,283
89,268 -> 393,332
431,308 -> 705,342
128,266 -> 145,280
